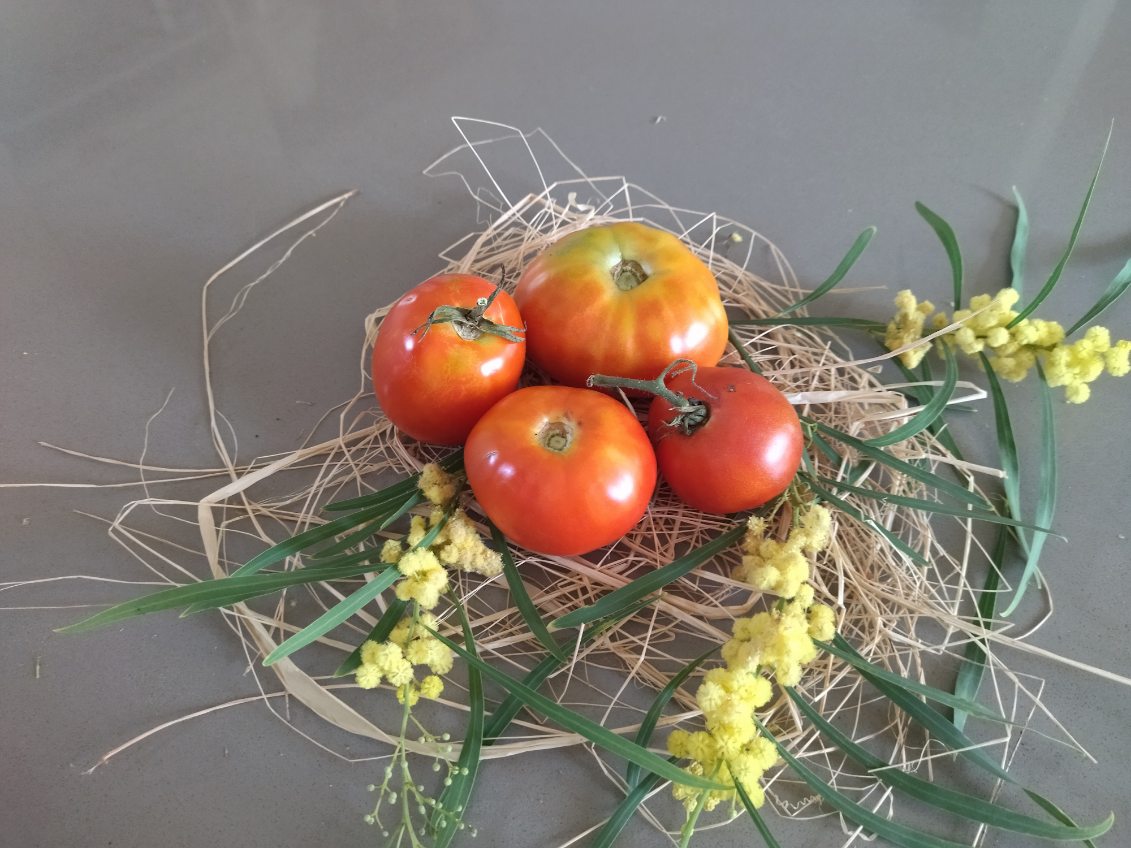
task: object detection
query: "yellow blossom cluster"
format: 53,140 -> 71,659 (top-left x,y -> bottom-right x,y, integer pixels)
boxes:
669,504 -> 838,813
734,506 -> 831,598
884,288 -> 1130,403
355,610 -> 452,706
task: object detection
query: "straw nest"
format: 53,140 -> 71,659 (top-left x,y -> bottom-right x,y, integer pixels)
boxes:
58,121 -> 1079,841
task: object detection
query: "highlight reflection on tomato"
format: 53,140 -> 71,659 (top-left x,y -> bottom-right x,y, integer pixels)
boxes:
514,222 -> 729,388
463,386 -> 657,556
372,274 -> 525,446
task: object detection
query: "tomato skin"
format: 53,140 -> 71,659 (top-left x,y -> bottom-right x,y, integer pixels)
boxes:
464,386 -> 657,556
647,368 -> 802,515
514,222 -> 729,388
372,274 -> 525,446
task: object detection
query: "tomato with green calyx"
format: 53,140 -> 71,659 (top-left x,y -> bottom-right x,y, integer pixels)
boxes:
514,222 -> 728,388
372,273 -> 525,446
588,361 -> 802,515
463,386 -> 657,556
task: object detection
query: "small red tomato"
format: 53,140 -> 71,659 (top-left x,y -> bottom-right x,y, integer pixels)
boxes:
464,386 -> 657,556
514,222 -> 729,388
372,274 -> 525,445
620,365 -> 802,514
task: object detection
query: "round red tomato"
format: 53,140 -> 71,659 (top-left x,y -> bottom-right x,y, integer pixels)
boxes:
644,366 -> 802,514
372,274 -> 525,446
464,386 -> 657,556
514,222 -> 729,388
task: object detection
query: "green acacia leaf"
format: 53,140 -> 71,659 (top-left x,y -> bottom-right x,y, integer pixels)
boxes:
806,473 -> 1059,537
553,525 -> 746,631
593,765 -> 670,848
778,227 -> 877,316
262,568 -> 400,666
815,637 -> 1005,722
915,202 -> 964,308
786,689 -> 1112,841
807,419 -> 987,508
802,478 -> 928,565
728,327 -> 763,374
1002,365 -> 1057,617
733,775 -> 782,848
626,647 -> 716,788
1009,128 -> 1112,327
951,526 -> 1006,731
866,343 -> 957,447
1066,256 -> 1131,336
1010,186 -> 1029,295
431,595 -> 484,848
332,597 -> 407,677
753,716 -> 976,848
324,450 -> 464,512
980,353 -> 1023,536
57,559 -> 392,634
428,628 -> 727,792
492,523 -> 565,662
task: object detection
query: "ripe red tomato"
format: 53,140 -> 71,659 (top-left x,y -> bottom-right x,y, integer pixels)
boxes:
463,386 -> 657,556
514,222 -> 729,388
644,366 -> 803,514
372,274 -> 525,446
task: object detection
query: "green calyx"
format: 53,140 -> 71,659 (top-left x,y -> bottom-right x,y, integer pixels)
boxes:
413,286 -> 525,343
587,359 -> 711,435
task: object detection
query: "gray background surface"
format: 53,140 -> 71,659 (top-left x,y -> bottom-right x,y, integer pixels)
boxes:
2,2 -> 1130,847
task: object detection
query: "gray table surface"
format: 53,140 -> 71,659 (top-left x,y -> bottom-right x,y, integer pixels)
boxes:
3,3 -> 1130,847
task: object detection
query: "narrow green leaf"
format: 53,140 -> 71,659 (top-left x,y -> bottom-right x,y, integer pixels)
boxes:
553,525 -> 746,631
427,628 -> 727,792
431,594 -> 484,848
980,354 -> 1023,539
730,316 -> 887,331
1066,256 -> 1131,336
778,228 -> 877,316
866,344 -> 957,447
231,502 -> 391,577
893,357 -> 967,463
593,764 -> 671,848
324,450 -> 464,511
732,776 -> 783,848
806,473 -> 1059,536
786,689 -> 1112,841
262,568 -> 400,666
1002,366 -> 1057,617
309,516 -> 386,560
814,637 -> 1004,722
1023,794 -> 1105,848
728,327 -> 762,374
753,716 -> 975,848
332,597 -> 407,677
57,560 -> 391,634
802,478 -> 928,565
1010,186 -> 1029,296
829,634 -> 1010,782
626,647 -> 716,788
915,203 -> 964,309
808,419 -> 988,508
482,653 -> 564,743
952,526 -> 1006,732
1009,127 -> 1112,328
492,523 -> 565,662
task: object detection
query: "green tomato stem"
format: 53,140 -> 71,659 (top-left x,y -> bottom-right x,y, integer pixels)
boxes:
586,359 -> 711,434
413,285 -> 525,344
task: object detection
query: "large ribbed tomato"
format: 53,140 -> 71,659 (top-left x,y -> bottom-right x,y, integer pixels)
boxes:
464,386 -> 657,556
643,366 -> 803,514
372,274 -> 525,446
514,222 -> 728,387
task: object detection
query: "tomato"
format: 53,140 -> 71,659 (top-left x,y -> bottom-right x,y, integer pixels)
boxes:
463,386 -> 657,556
514,222 -> 729,388
372,274 -> 525,446
589,363 -> 802,515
